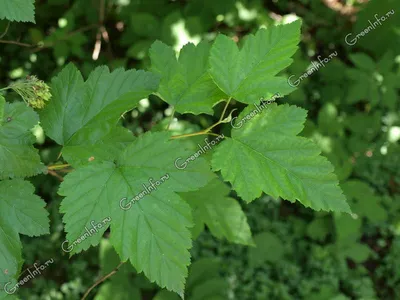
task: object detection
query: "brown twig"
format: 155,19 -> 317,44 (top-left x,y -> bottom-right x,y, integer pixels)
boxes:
0,24 -> 99,50
47,163 -> 70,170
92,0 -> 112,60
32,24 -> 100,52
81,262 -> 125,300
0,39 -> 33,47
99,0 -> 105,24
0,23 -> 33,47
47,170 -> 64,182
57,168 -> 73,173
0,22 -> 10,39
171,97 -> 232,139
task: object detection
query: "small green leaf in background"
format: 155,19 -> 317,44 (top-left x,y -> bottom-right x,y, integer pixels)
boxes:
349,53 -> 376,71
130,13 -> 160,38
154,258 -> 228,300
341,180 -> 387,223
342,243 -> 372,263
307,216 -> 331,242
95,240 -> 140,300
0,0 -> 35,23
334,213 -> 362,244
180,178 -> 253,245
187,258 -> 228,300
317,102 -> 342,135
248,232 -> 284,266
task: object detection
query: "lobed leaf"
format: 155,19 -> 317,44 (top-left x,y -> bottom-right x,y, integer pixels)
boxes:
0,179 -> 49,298
59,132 -> 215,295
0,102 -> 45,180
0,0 -> 35,23
209,20 -> 301,104
150,40 -> 225,115
40,64 -> 160,166
180,178 -> 253,245
212,103 -> 351,213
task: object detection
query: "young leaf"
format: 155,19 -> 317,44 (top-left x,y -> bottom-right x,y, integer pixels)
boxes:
0,179 -> 49,297
212,103 -> 351,213
186,258 -> 228,300
59,132 -> 215,295
39,64 -> 160,161
0,0 -> 35,23
341,180 -> 387,222
209,20 -> 301,104
0,102 -> 45,180
149,40 -> 225,115
180,178 -> 253,245
248,232 -> 285,266
349,53 -> 376,71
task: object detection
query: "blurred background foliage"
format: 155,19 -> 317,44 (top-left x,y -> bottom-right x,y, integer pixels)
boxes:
0,0 -> 399,299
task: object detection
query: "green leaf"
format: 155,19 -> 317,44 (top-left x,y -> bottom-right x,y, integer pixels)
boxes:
62,126 -> 135,167
334,213 -> 362,244
130,13 -> 160,38
0,219 -> 22,299
317,102 -> 342,135
154,290 -> 181,300
306,217 -> 331,241
186,258 -> 221,291
150,40 -> 225,115
59,132 -> 215,295
349,53 -> 376,71
342,243 -> 372,263
0,102 -> 45,180
180,178 -> 253,245
154,258 -> 227,300
40,64 -> 159,151
346,82 -> 368,104
95,280 -> 141,300
248,232 -> 284,266
0,96 -> 4,126
187,258 -> 228,300
0,179 -> 49,236
0,179 -> 49,298
344,111 -> 381,142
95,240 -> 140,300
341,180 -> 386,222
209,20 -> 301,104
0,0 -> 35,23
190,279 -> 228,300
212,104 -> 351,213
